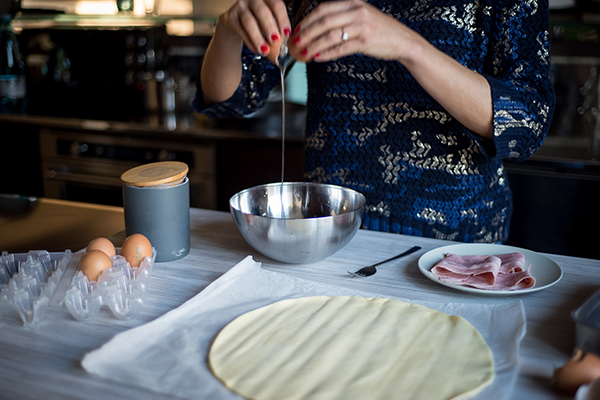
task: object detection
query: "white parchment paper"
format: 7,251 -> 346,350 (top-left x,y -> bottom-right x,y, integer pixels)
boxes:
82,256 -> 526,400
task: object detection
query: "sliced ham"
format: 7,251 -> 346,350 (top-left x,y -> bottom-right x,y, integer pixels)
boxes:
431,254 -> 501,286
431,252 -> 535,291
493,267 -> 535,290
496,252 -> 526,274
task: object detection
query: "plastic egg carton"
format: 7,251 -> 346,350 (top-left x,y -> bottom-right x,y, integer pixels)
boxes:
0,250 -> 73,326
63,249 -> 156,322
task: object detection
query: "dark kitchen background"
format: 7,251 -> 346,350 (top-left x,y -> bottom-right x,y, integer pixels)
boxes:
1,0 -> 599,259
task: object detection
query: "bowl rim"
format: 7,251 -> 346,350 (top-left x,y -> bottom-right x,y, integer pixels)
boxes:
229,182 -> 366,220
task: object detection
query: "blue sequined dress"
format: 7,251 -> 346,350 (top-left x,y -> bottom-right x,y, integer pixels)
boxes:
193,0 -> 555,243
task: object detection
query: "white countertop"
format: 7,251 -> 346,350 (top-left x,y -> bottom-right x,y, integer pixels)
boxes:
1,207 -> 598,399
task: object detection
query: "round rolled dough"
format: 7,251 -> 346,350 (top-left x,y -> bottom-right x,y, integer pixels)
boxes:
209,295 -> 494,400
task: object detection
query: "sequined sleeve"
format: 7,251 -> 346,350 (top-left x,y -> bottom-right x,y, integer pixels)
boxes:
483,0 -> 555,161
192,46 -> 281,118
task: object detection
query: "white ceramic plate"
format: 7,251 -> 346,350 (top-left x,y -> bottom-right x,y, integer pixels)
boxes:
418,243 -> 563,296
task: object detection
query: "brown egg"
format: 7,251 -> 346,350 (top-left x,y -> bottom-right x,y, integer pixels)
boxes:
86,237 -> 116,257
266,33 -> 284,65
79,249 -> 113,282
121,233 -> 153,268
552,348 -> 600,395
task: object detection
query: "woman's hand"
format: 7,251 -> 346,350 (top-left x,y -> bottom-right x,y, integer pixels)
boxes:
289,0 -> 494,139
201,0 -> 291,105
219,0 -> 292,62
288,0 -> 416,63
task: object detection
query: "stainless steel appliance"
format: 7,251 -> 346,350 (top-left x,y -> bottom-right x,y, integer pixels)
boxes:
39,129 -> 216,209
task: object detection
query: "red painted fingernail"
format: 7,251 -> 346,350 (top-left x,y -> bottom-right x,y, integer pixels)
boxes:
314,53 -> 320,59
283,27 -> 291,37
294,36 -> 301,44
260,44 -> 269,53
301,48 -> 308,55
294,26 -> 300,34
271,34 -> 279,42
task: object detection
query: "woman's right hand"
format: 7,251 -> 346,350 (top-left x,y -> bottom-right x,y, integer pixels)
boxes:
219,0 -> 292,62
201,0 -> 291,105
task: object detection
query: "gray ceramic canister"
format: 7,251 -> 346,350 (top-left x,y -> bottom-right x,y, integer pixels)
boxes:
121,162 -> 190,262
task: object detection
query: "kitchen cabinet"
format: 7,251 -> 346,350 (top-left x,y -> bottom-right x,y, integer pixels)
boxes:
502,14 -> 600,259
505,161 -> 600,260
38,127 -> 218,209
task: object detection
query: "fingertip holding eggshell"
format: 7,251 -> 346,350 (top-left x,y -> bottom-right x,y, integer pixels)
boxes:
287,41 -> 308,63
266,41 -> 282,65
264,30 -> 295,65
121,233 -> 152,268
86,237 -> 116,257
79,249 -> 113,282
287,33 -> 316,64
552,348 -> 600,395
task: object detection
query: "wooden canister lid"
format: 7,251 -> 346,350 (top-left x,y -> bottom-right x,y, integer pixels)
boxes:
121,161 -> 189,187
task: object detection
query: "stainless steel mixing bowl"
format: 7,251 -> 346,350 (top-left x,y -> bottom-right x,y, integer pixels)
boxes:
230,182 -> 366,263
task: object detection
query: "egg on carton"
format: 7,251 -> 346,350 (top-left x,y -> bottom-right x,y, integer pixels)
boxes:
0,234 -> 156,326
64,248 -> 156,322
64,234 -> 156,322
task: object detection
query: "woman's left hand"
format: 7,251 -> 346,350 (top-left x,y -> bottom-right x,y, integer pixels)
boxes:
290,0 -> 494,138
289,0 -> 417,63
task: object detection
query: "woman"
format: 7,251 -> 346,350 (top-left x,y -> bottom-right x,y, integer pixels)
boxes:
193,0 -> 555,243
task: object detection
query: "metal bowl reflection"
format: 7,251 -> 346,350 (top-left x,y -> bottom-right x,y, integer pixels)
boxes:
230,182 -> 366,264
